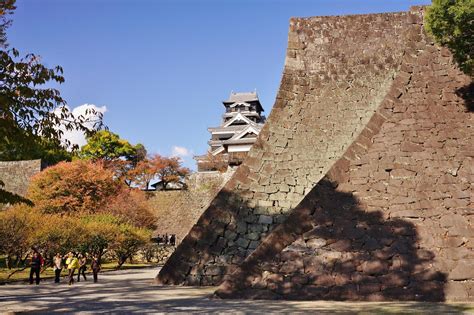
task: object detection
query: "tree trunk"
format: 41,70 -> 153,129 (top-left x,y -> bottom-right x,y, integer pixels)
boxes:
117,255 -> 129,269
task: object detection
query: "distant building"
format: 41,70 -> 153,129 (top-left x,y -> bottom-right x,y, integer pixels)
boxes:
150,180 -> 186,191
195,91 -> 265,172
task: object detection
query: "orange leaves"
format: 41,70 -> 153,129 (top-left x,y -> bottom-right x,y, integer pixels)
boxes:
28,160 -> 121,214
127,154 -> 190,190
104,188 -> 156,229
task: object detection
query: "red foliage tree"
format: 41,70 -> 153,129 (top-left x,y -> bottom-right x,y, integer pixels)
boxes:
28,160 -> 121,214
128,154 -> 190,190
104,188 -> 156,229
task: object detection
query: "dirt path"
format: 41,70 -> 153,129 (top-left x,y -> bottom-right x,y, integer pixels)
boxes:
0,267 -> 472,314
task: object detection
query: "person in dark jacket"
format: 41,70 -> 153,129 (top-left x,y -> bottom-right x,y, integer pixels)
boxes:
91,254 -> 101,283
29,251 -> 42,285
77,254 -> 87,282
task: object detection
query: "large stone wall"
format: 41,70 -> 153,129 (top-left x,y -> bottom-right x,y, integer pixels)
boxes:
0,160 -> 42,200
149,171 -> 233,244
157,7 -> 473,301
214,8 -> 473,301
157,10 -> 418,286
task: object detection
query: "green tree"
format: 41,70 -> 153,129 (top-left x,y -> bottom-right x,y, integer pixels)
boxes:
113,223 -> 151,268
78,130 -> 147,186
425,0 -> 474,76
79,130 -> 143,162
0,48 -> 104,205
0,49 -> 103,160
1,3 -> 103,202
80,214 -> 122,261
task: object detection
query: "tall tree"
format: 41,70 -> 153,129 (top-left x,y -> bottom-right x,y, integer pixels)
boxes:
1,6 -> 103,205
79,130 -> 143,162
127,158 -> 158,190
0,49 -> 104,161
425,0 -> 474,76
128,154 -> 190,190
155,155 -> 190,190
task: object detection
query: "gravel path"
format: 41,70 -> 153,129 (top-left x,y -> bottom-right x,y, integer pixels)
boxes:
0,267 -> 473,314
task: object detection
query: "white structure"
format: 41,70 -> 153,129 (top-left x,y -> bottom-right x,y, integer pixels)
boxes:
195,91 -> 265,171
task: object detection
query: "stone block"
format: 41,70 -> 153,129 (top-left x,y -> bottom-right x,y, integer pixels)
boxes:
257,200 -> 274,208
449,260 -> 474,280
258,215 -> 273,225
235,237 -> 250,249
361,260 -> 388,275
205,266 -> 224,276
446,281 -> 470,301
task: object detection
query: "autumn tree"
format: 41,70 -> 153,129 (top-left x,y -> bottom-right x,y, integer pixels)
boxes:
127,157 -> 158,190
104,188 -> 156,229
128,154 -> 190,190
28,160 -> 121,214
0,205 -> 37,268
34,214 -> 88,261
198,152 -> 228,173
156,155 -> 190,190
425,0 -> 474,76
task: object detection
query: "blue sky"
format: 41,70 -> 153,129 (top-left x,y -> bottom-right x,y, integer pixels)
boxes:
8,0 -> 431,169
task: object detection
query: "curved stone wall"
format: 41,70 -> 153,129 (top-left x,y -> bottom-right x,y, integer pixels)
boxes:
214,7 -> 473,301
157,10 -> 417,286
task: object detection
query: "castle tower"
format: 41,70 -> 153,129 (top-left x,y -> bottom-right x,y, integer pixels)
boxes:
196,91 -> 265,171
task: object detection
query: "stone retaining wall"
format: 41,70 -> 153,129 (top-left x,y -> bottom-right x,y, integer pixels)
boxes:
214,7 -> 473,301
149,170 -> 233,244
157,10 -> 417,286
0,159 -> 42,200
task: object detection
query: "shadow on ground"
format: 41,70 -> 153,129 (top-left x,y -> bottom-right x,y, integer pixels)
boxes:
0,268 -> 472,314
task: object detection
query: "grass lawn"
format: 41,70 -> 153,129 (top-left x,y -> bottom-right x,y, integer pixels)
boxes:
0,262 -> 155,284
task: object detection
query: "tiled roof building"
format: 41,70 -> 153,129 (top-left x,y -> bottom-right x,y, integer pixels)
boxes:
195,91 -> 265,171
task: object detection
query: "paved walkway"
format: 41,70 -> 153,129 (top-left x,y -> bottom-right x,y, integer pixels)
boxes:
0,268 -> 473,314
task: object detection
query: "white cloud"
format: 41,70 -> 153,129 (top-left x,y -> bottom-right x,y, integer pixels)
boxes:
56,104 -> 107,149
171,146 -> 192,158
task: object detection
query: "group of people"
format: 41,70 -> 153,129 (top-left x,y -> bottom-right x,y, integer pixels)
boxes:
154,233 -> 176,246
29,248 -> 101,286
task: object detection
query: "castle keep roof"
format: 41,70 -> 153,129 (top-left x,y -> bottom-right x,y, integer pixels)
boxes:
195,91 -> 266,171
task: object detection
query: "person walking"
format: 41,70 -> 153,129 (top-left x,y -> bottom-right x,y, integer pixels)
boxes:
66,252 -> 79,285
53,253 -> 63,283
77,254 -> 87,282
29,251 -> 42,285
91,254 -> 101,283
